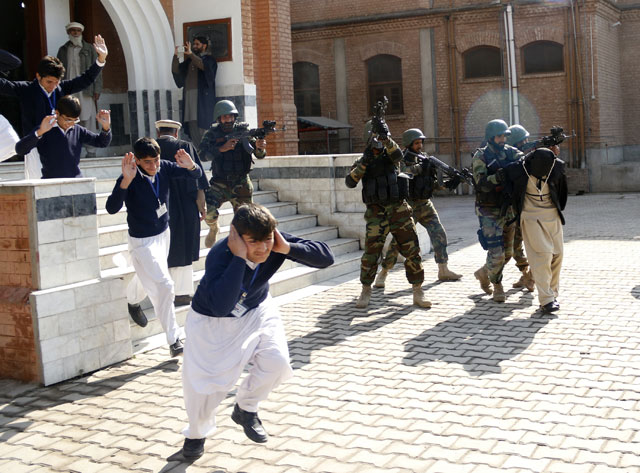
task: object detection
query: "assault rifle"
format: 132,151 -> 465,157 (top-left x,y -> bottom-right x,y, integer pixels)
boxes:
405,149 -> 475,188
521,126 -> 574,152
366,96 -> 390,148
223,120 -> 286,154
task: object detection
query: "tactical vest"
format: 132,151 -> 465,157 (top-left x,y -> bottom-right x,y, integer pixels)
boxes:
209,124 -> 253,179
475,145 -> 519,207
406,155 -> 435,200
361,152 -> 406,205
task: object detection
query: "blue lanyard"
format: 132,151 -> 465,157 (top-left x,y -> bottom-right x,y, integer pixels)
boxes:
239,264 -> 261,302
42,88 -> 56,113
144,173 -> 161,201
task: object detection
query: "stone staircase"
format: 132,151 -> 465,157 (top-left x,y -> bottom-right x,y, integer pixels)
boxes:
94,177 -> 362,350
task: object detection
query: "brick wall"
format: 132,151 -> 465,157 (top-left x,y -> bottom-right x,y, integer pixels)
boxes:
89,1 -> 129,93
0,194 -> 38,382
242,0 -> 255,85
252,0 -> 298,155
620,10 -> 640,146
291,1 -> 601,166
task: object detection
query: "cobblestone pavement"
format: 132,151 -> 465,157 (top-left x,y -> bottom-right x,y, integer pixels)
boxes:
1,193 -> 639,473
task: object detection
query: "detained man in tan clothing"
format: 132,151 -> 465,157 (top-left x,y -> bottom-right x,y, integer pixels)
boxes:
505,148 -> 568,314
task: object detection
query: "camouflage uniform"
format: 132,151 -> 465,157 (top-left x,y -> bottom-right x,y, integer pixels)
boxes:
381,152 -> 449,269
345,141 -> 423,287
472,141 -> 523,284
199,122 -> 265,241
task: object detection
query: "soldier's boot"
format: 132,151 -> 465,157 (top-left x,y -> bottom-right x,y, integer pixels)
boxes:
492,283 -> 506,302
474,265 -> 493,295
374,268 -> 389,288
513,269 -> 535,292
355,285 -> 372,308
437,263 -> 462,281
412,284 -> 432,308
204,222 -> 219,249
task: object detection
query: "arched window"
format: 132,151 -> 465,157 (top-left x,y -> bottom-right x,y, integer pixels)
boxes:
523,41 -> 564,74
367,55 -> 403,115
463,46 -> 503,79
293,62 -> 321,116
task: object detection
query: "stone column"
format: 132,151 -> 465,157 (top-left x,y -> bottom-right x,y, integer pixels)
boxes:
0,179 -> 131,385
251,0 -> 298,155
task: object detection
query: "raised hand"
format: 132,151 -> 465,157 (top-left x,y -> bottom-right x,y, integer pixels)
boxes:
174,148 -> 196,169
184,41 -> 192,56
272,228 -> 290,255
93,35 -> 108,62
37,114 -> 57,137
96,109 -> 111,131
120,152 -> 137,189
227,224 -> 248,259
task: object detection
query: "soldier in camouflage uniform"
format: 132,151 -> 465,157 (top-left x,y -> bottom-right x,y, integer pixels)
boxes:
505,124 -> 535,292
374,128 -> 462,288
345,122 -> 431,309
199,100 -> 267,248
472,119 -> 524,302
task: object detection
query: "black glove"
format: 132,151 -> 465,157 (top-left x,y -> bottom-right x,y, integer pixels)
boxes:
495,168 -> 506,183
372,117 -> 389,139
361,149 -> 375,166
444,175 -> 462,190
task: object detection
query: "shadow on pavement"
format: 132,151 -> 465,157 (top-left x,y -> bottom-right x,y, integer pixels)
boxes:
402,290 -> 556,376
0,358 -> 179,445
287,287 -> 421,370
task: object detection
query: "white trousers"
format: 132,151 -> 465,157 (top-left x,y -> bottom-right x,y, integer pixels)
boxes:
128,229 -> 182,344
24,149 -> 42,180
127,265 -> 194,303
181,299 -> 293,439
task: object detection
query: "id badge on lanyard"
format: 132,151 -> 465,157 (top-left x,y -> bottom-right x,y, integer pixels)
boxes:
145,171 -> 167,218
230,264 -> 260,317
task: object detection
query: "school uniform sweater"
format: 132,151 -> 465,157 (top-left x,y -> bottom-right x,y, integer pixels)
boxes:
105,160 -> 202,238
15,125 -> 111,178
192,233 -> 334,317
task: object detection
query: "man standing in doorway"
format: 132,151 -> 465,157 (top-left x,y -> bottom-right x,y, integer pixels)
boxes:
172,36 -> 217,149
57,22 -> 103,158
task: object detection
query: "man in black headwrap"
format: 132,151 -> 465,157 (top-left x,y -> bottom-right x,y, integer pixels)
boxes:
505,147 -> 568,314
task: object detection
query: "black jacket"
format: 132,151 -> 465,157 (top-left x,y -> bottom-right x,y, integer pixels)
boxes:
504,159 -> 568,225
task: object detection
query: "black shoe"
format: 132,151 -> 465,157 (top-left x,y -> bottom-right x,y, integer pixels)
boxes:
541,301 -> 560,313
231,404 -> 268,443
174,295 -> 193,306
128,303 -> 148,327
182,437 -> 205,459
169,339 -> 184,357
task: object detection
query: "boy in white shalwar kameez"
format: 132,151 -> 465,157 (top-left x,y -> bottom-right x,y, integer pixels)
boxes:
180,203 -> 334,459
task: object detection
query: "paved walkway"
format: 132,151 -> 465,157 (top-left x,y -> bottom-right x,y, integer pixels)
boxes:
1,193 -> 639,473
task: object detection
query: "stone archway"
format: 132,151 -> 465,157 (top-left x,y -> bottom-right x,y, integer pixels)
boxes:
100,0 -> 178,139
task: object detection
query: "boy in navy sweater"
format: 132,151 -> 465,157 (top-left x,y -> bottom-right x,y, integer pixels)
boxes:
181,203 -> 334,459
106,137 -> 202,357
15,95 -> 111,178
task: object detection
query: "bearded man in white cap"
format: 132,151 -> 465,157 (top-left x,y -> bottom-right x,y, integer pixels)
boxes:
57,21 -> 103,157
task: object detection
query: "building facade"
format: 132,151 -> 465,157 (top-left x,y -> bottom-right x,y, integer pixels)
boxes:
290,0 -> 640,191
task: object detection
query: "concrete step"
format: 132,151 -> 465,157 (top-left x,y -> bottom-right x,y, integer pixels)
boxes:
100,214 -> 326,274
100,223 -> 344,274
95,188 -> 278,212
127,249 -> 363,346
98,201 -> 302,249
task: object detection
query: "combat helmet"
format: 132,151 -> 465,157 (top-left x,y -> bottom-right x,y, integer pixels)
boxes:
213,100 -> 239,122
506,124 -> 529,147
402,128 -> 426,147
484,119 -> 511,141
